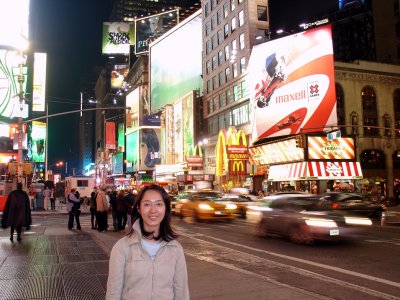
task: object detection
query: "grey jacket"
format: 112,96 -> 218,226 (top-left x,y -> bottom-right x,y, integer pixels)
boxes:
106,220 -> 190,300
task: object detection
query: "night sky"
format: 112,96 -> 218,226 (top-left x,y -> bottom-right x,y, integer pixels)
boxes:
28,0 -> 340,174
29,0 -> 113,173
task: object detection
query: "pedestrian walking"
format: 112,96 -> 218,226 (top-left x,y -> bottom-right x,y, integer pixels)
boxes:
123,189 -> 135,233
1,182 -> 32,242
106,184 -> 189,300
89,191 -> 98,229
50,187 -> 56,211
116,190 -> 129,231
43,186 -> 52,210
96,185 -> 110,232
67,188 -> 81,230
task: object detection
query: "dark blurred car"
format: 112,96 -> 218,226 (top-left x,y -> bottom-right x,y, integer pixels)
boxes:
252,194 -> 372,244
223,194 -> 261,218
175,190 -> 238,221
320,192 -> 386,219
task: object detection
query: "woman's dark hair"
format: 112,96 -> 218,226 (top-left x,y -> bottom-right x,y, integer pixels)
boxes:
131,184 -> 177,242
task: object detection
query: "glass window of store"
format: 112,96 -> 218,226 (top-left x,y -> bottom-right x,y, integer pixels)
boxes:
362,86 -> 378,136
394,88 -> 400,137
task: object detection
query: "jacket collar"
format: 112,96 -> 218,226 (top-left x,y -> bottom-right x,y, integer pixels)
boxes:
126,220 -> 178,247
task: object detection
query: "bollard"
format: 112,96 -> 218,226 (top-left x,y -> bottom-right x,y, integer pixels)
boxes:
380,211 -> 386,227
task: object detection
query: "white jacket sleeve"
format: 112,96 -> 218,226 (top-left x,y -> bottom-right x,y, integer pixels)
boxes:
106,239 -> 126,300
173,245 -> 190,300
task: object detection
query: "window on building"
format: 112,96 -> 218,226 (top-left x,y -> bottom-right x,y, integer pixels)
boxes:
238,10 -> 244,27
217,30 -> 223,45
206,40 -> 210,55
239,33 -> 245,49
224,23 -> 229,38
240,80 -> 247,98
223,2 -> 228,18
238,0 -> 243,3
218,71 -> 224,86
232,62 -> 238,78
231,17 -> 237,32
211,0 -> 216,10
257,5 -> 268,21
205,3 -> 210,17
212,56 -> 217,69
230,0 -> 236,11
212,76 -> 217,90
231,103 -> 249,126
211,15 -> 215,31
208,116 -> 219,135
207,80 -> 211,93
218,50 -> 223,65
362,86 -> 378,136
206,60 -> 211,74
211,35 -> 216,50
217,9 -> 222,25
360,150 -> 386,169
226,89 -> 231,104
225,67 -> 230,81
232,39 -> 237,50
207,100 -> 212,113
224,45 -> 230,60
219,93 -> 224,108
335,83 -> 346,133
233,85 -> 238,101
213,97 -> 218,111
394,88 -> 400,136
205,22 -> 210,36
240,56 -> 246,73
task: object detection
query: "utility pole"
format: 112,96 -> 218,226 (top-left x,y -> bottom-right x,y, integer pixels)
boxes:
17,49 -> 26,187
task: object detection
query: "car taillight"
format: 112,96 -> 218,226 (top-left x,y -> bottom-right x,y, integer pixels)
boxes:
332,203 -> 341,209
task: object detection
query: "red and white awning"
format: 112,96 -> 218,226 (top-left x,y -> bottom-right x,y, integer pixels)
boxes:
268,161 -> 363,181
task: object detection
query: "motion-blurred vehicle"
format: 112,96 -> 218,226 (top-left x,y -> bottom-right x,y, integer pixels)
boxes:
223,193 -> 261,218
169,194 -> 178,215
175,190 -> 238,221
251,194 -> 372,244
320,192 -> 386,219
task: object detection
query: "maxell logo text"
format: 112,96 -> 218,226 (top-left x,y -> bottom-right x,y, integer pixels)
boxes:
276,90 -> 306,103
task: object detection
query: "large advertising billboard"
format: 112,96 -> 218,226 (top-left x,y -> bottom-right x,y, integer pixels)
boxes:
102,22 -> 135,54
136,10 -> 179,54
0,49 -> 28,118
140,128 -> 161,170
248,25 -> 336,142
126,130 -> 139,167
0,0 -> 29,49
32,52 -> 47,112
150,10 -> 203,111
31,121 -> 46,163
110,63 -> 129,90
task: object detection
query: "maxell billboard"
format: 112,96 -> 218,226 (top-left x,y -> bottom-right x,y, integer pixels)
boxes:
248,25 -> 337,142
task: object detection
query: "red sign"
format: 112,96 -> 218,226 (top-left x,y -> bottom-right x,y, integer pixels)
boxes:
105,122 -> 116,150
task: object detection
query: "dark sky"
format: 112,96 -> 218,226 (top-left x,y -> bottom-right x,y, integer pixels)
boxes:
29,0 -> 113,173
28,0 -> 340,174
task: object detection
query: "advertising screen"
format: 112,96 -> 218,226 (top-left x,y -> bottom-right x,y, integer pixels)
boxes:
126,131 -> 139,169
0,49 -> 28,118
102,22 -> 135,54
31,121 -> 46,163
248,25 -> 336,142
112,152 -> 124,175
0,0 -> 29,49
140,128 -> 161,170
110,63 -> 129,90
32,52 -> 47,112
118,122 -> 124,151
125,88 -> 140,134
150,10 -> 203,111
136,10 -> 179,54
338,0 -> 364,9
307,136 -> 355,160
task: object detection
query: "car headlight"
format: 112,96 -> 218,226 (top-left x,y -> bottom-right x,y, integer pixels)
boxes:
198,203 -> 214,210
305,218 -> 337,228
225,203 -> 237,210
345,217 -> 372,226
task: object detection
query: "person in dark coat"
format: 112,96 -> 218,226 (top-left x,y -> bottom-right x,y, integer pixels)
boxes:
1,182 -> 32,242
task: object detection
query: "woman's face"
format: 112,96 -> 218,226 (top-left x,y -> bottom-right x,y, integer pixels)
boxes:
139,189 -> 166,234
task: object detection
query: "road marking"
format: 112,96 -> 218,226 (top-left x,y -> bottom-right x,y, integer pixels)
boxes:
177,227 -> 400,290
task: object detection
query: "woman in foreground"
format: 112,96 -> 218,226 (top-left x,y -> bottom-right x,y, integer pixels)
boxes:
106,184 -> 189,300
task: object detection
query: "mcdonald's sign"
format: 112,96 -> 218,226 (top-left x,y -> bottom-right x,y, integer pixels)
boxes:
226,127 -> 248,159
185,144 -> 203,167
229,160 -> 246,175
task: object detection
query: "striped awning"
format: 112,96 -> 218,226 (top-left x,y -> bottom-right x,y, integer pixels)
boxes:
268,161 -> 363,181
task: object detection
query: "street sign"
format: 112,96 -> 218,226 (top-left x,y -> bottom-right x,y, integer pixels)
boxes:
327,130 -> 341,141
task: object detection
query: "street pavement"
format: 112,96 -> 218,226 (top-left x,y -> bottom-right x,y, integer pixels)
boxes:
0,205 -> 399,300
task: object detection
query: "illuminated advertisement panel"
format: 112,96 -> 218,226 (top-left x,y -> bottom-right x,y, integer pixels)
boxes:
125,88 -> 140,134
118,122 -> 124,151
110,64 -> 129,90
32,52 -> 46,112
126,131 -> 139,170
0,49 -> 28,118
105,122 -> 116,150
307,136 -> 355,160
182,92 -> 194,158
31,121 -> 46,162
164,105 -> 174,164
102,22 -> 135,54
150,10 -> 203,111
249,138 -> 305,165
248,25 -> 336,142
112,152 -> 123,175
339,0 -> 364,10
173,100 -> 183,163
140,128 -> 161,170
136,10 -> 179,54
0,0 -> 29,49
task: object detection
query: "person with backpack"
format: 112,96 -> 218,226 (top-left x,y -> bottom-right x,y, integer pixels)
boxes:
67,188 -> 81,230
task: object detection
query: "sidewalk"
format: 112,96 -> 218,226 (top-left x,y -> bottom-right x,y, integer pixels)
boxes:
0,207 -> 399,299
0,211 -> 326,300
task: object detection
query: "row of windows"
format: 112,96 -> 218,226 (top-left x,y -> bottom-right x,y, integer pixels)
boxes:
336,84 -> 400,137
207,102 -> 250,135
204,0 -> 244,18
207,80 -> 249,114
